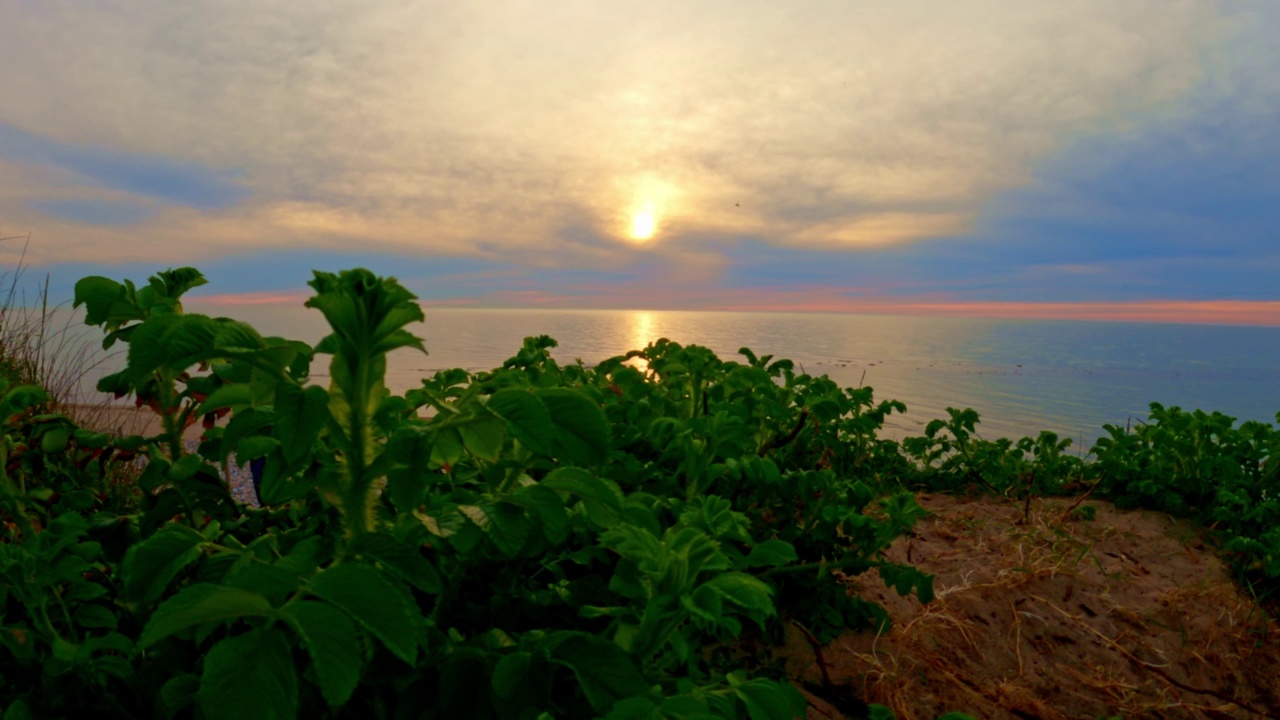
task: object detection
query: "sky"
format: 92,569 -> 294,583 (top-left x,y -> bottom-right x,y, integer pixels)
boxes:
1,0 -> 1278,324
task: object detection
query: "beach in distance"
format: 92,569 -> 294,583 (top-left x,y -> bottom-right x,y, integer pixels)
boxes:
90,304 -> 1271,447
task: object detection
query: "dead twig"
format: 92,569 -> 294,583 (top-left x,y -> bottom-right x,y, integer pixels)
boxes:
1057,472 -> 1105,525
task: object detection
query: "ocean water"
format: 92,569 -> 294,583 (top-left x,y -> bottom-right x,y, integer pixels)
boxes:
87,304 -> 1280,448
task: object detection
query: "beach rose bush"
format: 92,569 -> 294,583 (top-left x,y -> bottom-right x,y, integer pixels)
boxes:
1,265 -> 1274,719
1,267 -> 935,719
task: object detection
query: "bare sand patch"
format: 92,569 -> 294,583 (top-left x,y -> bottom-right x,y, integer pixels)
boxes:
789,494 -> 1280,719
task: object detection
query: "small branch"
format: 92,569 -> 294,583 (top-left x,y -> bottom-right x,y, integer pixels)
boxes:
790,619 -> 834,691
1021,468 -> 1036,524
1057,472 -> 1105,524
758,410 -> 809,457
760,554 -> 865,579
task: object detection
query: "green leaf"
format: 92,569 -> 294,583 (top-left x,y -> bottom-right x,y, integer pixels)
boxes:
222,560 -> 304,597
877,562 -> 935,604
232,436 -> 278,464
159,674 -> 200,711
488,503 -> 531,557
126,314 -> 218,383
72,604 -> 118,630
458,503 -> 530,557
196,384 -> 253,415
74,276 -> 141,328
152,267 -> 208,301
306,563 -> 420,664
868,704 -> 897,720
513,484 -> 569,545
198,628 -> 297,720
3,384 -> 50,412
431,427 -> 464,469
538,388 -> 609,465
491,651 -> 532,700
122,524 -> 207,605
552,634 -> 652,712
167,453 -> 206,481
276,384 -> 329,465
456,414 -> 506,463
487,388 -> 556,455
2,700 -> 36,720
305,269 -> 425,357
40,427 -> 70,453
695,573 -> 775,623
280,601 -> 363,708
139,584 -> 272,648
348,532 -> 442,594
743,540 -> 798,568
732,678 -> 807,720
386,423 -> 436,512
211,320 -> 265,352
542,467 -> 623,529
220,407 -> 276,462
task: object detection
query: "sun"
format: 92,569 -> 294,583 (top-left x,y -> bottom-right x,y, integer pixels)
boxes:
629,210 -> 657,241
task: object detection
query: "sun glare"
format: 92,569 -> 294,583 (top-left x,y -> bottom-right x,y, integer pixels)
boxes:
630,210 -> 657,241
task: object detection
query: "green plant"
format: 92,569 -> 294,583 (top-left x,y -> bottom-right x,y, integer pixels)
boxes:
0,266 -> 945,719
5,264 -> 1276,719
1091,403 -> 1280,596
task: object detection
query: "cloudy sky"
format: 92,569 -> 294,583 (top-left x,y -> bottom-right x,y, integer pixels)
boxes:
2,0 -> 1278,323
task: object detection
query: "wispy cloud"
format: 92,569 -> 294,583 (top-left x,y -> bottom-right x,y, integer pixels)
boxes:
2,0 -> 1277,316
0,123 -> 248,210
0,2 -> 1231,254
27,198 -> 154,226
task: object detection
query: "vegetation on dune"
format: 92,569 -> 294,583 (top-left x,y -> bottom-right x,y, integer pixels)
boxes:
0,235 -> 105,403
0,266 -> 1276,719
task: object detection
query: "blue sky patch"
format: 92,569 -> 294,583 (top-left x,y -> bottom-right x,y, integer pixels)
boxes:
0,123 -> 249,210
29,198 -> 154,226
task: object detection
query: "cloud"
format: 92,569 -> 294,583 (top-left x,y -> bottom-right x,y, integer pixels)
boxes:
0,123 -> 248,210
27,198 -> 154,226
0,0 -> 1239,268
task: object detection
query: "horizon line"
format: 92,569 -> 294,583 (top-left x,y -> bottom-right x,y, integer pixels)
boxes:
184,292 -> 1280,327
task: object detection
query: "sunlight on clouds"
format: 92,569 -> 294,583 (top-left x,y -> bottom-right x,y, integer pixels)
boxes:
790,213 -> 973,248
0,0 -> 1255,265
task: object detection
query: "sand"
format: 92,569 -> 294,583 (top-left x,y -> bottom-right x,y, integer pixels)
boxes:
789,494 -> 1280,719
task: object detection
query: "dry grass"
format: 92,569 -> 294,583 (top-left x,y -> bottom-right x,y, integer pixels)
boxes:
0,234 -> 121,420
1,233 -> 147,511
791,494 -> 1280,719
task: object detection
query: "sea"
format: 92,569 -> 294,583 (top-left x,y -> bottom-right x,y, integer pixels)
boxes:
83,304 -> 1280,451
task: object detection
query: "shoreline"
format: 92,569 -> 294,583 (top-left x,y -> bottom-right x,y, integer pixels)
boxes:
60,402 -> 210,440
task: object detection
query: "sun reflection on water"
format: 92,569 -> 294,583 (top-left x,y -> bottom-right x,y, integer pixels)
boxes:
623,311 -> 657,374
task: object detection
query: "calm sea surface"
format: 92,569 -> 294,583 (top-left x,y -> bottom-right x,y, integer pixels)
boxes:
89,304 -> 1280,448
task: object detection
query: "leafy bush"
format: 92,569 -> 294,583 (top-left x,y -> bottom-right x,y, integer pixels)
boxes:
2,267 -> 937,719
1093,403 -> 1280,588
3,265 -> 1275,719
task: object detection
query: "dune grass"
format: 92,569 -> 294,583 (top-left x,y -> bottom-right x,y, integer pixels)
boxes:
0,233 -> 142,431
0,233 -> 146,511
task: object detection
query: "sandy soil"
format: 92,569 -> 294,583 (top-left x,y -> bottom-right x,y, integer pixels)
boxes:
60,402 -> 187,438
60,402 -> 260,505
786,494 -> 1280,719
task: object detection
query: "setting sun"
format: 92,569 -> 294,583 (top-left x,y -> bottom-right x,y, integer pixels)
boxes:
630,210 -> 657,241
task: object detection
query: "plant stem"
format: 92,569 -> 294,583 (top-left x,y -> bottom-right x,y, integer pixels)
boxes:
759,555 -> 869,580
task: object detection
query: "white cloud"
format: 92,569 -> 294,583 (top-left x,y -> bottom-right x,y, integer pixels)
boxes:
0,0 -> 1256,265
